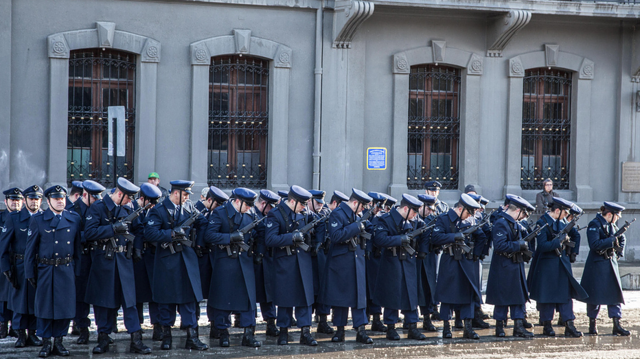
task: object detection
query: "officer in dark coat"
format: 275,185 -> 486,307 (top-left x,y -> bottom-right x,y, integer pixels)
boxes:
580,201 -> 630,336
416,194 -> 438,332
1,187 -> 23,339
65,181 -> 83,211
466,193 -> 492,329
485,195 -> 535,338
321,189 -> 373,344
131,183 -> 162,340
431,194 -> 486,340
84,177 -> 151,355
25,185 -> 82,357
205,188 -> 261,348
264,185 -> 317,346
66,180 -> 105,345
364,192 -> 388,333
327,190 -> 349,211
144,180 -> 209,351
425,181 -> 448,215
528,197 -> 587,338
372,194 -> 427,341
194,185 -> 228,339
251,190 -> 280,337
383,195 -> 397,212
306,189 -> 334,335
0,185 -> 44,348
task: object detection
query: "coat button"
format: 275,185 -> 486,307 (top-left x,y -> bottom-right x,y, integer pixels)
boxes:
67,241 -> 70,244
55,241 -> 58,244
52,229 -> 55,232
55,253 -> 58,256
67,229 -> 70,232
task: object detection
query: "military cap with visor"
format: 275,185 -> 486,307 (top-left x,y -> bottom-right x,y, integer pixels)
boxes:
548,196 -> 573,210
351,188 -> 373,204
116,177 -> 141,196
385,195 -> 398,206
232,188 -> 258,206
424,180 -> 443,191
169,180 -> 194,194
332,190 -> 349,203
71,181 -> 84,190
277,190 -> 289,199
418,194 -> 437,209
140,183 -> 163,204
22,185 -> 43,199
401,194 -> 423,211
259,189 -> 279,205
208,186 -> 229,204
288,185 -> 312,203
44,185 -> 67,198
3,187 -> 24,200
505,194 -> 534,212
368,192 -> 387,205
603,201 -> 625,214
459,193 -> 481,212
309,190 -> 326,204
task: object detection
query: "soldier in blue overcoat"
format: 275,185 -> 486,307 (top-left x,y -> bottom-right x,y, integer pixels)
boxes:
364,192 -> 388,333
0,185 -> 44,348
204,188 -> 261,348
416,194 -> 438,332
64,181 -> 83,211
144,180 -> 209,351
431,194 -> 486,340
66,180 -> 104,345
25,185 -> 82,357
527,196 -> 588,338
251,190 -> 280,337
306,189 -> 334,335
1,187 -> 23,339
580,201 -> 631,336
264,185 -> 318,346
425,181 -> 449,215
485,195 -> 535,338
131,183 -> 162,340
84,177 -> 151,355
372,194 -> 427,341
321,189 -> 373,344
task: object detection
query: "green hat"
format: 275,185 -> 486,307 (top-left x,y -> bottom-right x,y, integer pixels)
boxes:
148,172 -> 160,179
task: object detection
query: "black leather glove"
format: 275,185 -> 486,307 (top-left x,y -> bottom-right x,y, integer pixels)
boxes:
3,271 -> 12,286
230,231 -> 244,244
195,246 -> 204,258
112,221 -> 130,234
399,235 -> 411,246
453,232 -> 465,242
417,252 -> 427,260
292,231 -> 305,244
28,278 -> 37,288
518,240 -> 529,252
569,252 -> 577,263
172,227 -> 187,239
133,248 -> 143,263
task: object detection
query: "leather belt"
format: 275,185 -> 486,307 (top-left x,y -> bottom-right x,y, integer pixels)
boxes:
13,253 -> 24,260
39,257 -> 72,266
102,245 -> 127,253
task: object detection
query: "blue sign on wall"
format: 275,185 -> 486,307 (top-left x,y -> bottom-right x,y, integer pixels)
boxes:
367,147 -> 387,170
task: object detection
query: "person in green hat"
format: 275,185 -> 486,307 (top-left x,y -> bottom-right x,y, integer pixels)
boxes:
147,172 -> 169,200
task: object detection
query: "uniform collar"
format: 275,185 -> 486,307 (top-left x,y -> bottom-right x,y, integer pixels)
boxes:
103,194 -> 117,212
446,208 -> 460,223
19,207 -> 32,222
338,201 -> 355,218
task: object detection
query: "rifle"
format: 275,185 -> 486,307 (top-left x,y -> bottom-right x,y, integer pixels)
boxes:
231,216 -> 267,253
613,218 -> 636,256
161,208 -> 202,254
552,214 -> 582,256
401,222 -> 437,256
116,203 -> 153,242
348,209 -> 374,250
512,224 -> 547,263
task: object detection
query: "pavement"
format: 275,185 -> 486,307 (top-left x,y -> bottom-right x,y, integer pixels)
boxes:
4,262 -> 640,358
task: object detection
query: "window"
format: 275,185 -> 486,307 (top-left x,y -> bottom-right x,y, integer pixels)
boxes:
521,68 -> 571,190
407,65 -> 460,190
67,49 -> 136,187
208,56 -> 269,188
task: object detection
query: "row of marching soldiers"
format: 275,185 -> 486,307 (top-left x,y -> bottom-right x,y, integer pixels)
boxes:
0,179 -> 633,357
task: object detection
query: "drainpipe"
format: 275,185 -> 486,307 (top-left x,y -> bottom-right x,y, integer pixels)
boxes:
312,2 -> 324,189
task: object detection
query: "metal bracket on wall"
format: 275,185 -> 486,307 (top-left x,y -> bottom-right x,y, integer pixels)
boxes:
486,10 -> 531,57
332,0 -> 374,49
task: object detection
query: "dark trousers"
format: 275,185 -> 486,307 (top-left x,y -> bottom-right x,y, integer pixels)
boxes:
212,308 -> 255,329
37,318 -> 70,338
277,305 -> 312,328
13,312 -> 37,330
74,301 -> 91,328
0,302 -> 12,322
440,303 -> 474,320
367,299 -> 383,315
539,302 -> 574,322
493,305 -> 525,321
260,302 -> 277,320
587,303 -> 622,319
158,302 -> 197,329
95,305 -> 141,334
333,306 -> 368,328
136,302 -> 160,324
383,308 -> 419,325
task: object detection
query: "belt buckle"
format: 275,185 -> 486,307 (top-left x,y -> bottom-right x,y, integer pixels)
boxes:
55,258 -> 62,266
118,245 -> 124,252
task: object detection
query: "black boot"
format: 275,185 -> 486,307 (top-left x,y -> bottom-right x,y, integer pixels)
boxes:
210,326 -> 221,339
152,323 -> 163,341
241,326 -> 261,347
557,315 -> 565,327
317,314 -> 335,334
186,327 -> 208,350
522,317 -> 533,329
356,325 -> 373,344
542,321 -> 555,336
402,317 -> 409,329
589,318 -> 598,335
219,328 -> 230,348
513,319 -> 534,338
454,310 -> 463,329
161,326 -> 172,350
371,314 -> 387,332
463,319 -> 479,340
233,313 -> 241,328
300,326 -> 318,346
431,311 -> 441,321
423,315 -> 437,332
291,317 -> 297,327
564,320 -> 582,338
266,318 -> 280,337
613,318 -> 630,336
472,313 -> 490,329
27,329 -> 42,346
495,320 -> 505,337
277,327 -> 288,345
39,337 -> 52,358
386,323 -> 400,340
15,329 -> 27,347
331,326 -> 345,342
130,330 -> 151,354
71,322 -> 79,335
0,321 -> 7,338
8,325 -> 18,338
442,320 -> 452,339
52,337 -> 69,356
92,332 -> 110,354
477,307 -> 490,320
407,323 -> 426,340
77,327 -> 89,344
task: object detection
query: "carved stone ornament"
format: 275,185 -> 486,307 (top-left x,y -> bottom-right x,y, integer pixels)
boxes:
486,10 -> 531,57
48,34 -> 70,58
195,48 -> 208,62
509,57 -> 524,77
393,53 -> 410,74
545,44 -> 559,67
333,0 -> 374,49
141,39 -> 161,63
52,41 -> 66,54
579,58 -> 595,80
96,22 -> 116,48
146,46 -> 158,58
274,46 -> 292,68
233,29 -> 252,54
431,41 -> 446,63
467,53 -> 483,75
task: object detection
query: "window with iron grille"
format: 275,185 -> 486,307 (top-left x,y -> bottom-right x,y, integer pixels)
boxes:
407,65 -> 460,190
521,68 -> 572,190
208,56 -> 269,188
67,49 -> 136,188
